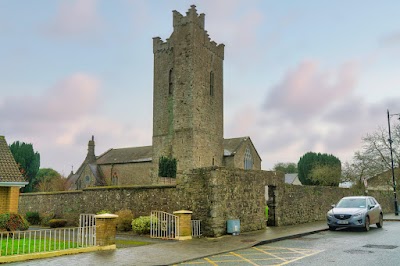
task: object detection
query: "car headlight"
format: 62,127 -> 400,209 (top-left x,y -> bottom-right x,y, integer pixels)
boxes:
327,212 -> 333,217
353,212 -> 364,218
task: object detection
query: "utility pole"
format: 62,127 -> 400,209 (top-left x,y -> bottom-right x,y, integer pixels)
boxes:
387,109 -> 399,215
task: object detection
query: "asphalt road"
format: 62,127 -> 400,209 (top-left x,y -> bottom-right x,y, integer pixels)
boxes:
181,221 -> 400,266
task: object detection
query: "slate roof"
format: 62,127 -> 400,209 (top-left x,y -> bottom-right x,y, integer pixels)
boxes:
88,163 -> 106,186
223,136 -> 262,160
96,138 -> 260,164
96,146 -> 153,164
284,174 -> 298,184
0,136 -> 25,183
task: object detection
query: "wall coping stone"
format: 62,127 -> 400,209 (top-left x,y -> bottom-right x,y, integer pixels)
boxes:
19,191 -> 82,196
173,210 -> 193,214
83,185 -> 176,191
95,213 -> 119,219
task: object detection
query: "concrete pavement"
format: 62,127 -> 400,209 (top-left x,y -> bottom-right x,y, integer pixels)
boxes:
9,213 -> 400,266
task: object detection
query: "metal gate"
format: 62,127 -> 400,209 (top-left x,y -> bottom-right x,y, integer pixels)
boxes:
150,211 -> 179,240
78,214 -> 96,245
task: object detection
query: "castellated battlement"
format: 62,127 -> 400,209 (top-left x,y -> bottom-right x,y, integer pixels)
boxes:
153,5 -> 224,59
204,32 -> 225,59
152,37 -> 172,53
173,5 -> 205,30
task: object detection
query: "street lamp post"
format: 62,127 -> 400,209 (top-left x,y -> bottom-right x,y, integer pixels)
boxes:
387,109 -> 399,216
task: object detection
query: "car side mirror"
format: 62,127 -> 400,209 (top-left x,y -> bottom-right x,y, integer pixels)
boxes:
331,204 -> 335,209
369,205 -> 375,210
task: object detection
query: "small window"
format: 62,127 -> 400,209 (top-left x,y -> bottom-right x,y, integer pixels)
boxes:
85,176 -> 90,183
244,147 -> 253,170
169,68 -> 174,95
210,71 -> 214,96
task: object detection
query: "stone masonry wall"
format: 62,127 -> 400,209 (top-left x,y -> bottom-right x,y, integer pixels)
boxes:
192,168 -> 283,236
276,185 -> 394,226
19,186 -> 179,225
19,167 -> 395,236
276,185 -> 354,226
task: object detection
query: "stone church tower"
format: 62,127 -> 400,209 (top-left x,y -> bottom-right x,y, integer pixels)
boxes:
152,5 -> 225,174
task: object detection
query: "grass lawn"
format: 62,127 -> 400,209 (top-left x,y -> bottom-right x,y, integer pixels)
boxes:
1,236 -> 80,256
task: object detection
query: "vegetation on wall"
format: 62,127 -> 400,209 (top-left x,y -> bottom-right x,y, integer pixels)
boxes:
298,152 -> 341,186
9,141 -> 40,193
158,156 -> 177,178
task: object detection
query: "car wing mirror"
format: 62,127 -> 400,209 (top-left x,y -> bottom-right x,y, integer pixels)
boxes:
369,205 -> 375,210
331,204 -> 335,209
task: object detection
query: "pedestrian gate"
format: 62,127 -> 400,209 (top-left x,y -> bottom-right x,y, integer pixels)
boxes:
78,214 -> 96,246
150,211 -> 179,240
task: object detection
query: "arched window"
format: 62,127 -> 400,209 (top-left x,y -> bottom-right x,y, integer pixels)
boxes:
112,172 -> 118,186
85,175 -> 90,184
210,71 -> 214,96
169,68 -> 174,95
244,147 -> 253,170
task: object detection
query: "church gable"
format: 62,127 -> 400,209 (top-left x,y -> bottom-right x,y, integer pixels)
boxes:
223,137 -> 261,170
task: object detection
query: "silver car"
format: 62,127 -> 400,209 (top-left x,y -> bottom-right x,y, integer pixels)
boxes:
327,196 -> 383,231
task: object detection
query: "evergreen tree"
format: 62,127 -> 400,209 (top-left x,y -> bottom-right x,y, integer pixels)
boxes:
9,141 -> 40,192
298,152 -> 341,186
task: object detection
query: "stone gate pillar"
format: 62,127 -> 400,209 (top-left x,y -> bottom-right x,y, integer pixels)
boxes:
173,210 -> 192,240
95,213 -> 119,246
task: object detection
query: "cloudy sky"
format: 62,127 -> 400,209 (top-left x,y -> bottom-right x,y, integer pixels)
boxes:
1,0 -> 400,175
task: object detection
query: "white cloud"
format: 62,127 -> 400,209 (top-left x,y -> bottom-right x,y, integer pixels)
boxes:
44,0 -> 102,38
225,60 -> 400,169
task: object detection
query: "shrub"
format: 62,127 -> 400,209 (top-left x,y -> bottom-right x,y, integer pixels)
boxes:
96,210 -> 111,215
49,219 -> 68,228
131,216 -> 154,235
0,213 -> 29,231
115,209 -> 134,232
25,212 -> 41,225
40,212 -> 55,226
158,156 -> 177,178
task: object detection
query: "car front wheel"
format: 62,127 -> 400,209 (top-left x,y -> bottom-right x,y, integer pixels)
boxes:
364,216 -> 370,231
377,214 -> 383,228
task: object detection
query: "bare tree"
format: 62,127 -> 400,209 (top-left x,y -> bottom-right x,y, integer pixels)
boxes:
345,124 -> 400,184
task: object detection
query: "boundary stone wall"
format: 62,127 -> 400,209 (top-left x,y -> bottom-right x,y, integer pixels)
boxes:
19,167 -> 394,236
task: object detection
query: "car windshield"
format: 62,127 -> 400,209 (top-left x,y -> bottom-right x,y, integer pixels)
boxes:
336,198 -> 366,208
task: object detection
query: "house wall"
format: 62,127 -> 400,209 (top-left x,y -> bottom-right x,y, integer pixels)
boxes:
0,187 -> 9,213
0,186 -> 20,214
99,162 -> 154,186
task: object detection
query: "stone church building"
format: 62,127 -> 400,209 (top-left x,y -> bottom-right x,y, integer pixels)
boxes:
67,6 -> 261,190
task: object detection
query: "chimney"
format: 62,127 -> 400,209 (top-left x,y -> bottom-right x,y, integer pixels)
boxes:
85,135 -> 96,163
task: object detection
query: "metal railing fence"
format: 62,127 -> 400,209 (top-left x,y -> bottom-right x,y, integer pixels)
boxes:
191,220 -> 202,237
0,226 -> 95,257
